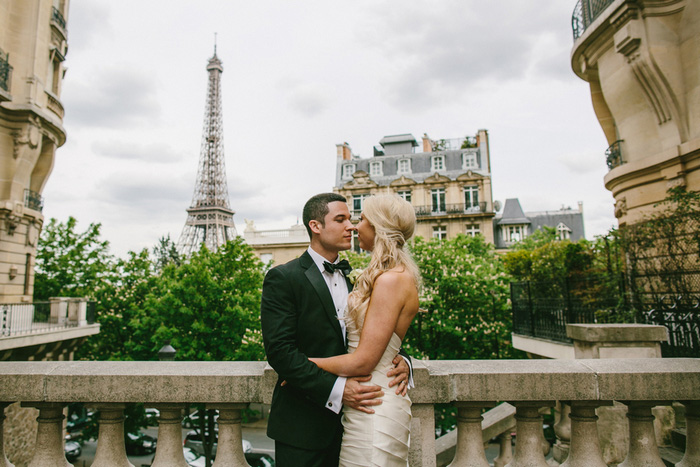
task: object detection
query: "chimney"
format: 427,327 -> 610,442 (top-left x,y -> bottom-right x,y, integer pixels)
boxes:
336,142 -> 352,161
422,133 -> 432,152
578,201 -> 584,214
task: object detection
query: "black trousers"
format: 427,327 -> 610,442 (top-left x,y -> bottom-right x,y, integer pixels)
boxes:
274,427 -> 342,467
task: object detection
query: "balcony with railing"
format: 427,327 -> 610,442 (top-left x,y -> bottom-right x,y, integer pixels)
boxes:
51,6 -> 67,38
0,49 -> 12,101
511,277 -> 700,358
605,140 -> 624,170
415,202 -> 489,219
0,358 -> 698,466
571,0 -> 616,40
0,299 -> 99,360
23,189 -> 44,212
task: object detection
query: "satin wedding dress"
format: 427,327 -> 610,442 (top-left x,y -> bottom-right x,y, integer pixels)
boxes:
339,317 -> 412,466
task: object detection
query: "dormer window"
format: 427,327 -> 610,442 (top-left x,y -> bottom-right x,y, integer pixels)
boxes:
557,222 -> 572,240
504,225 -> 526,243
397,159 -> 411,174
431,155 -> 445,172
369,161 -> 383,177
342,164 -> 356,179
462,152 -> 477,169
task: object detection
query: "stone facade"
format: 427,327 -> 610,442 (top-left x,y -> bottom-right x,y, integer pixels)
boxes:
335,131 -> 496,248
571,0 -> 700,227
242,221 -> 308,267
0,0 -> 69,302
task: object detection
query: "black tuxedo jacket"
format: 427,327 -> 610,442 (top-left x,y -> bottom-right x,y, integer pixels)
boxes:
261,251 -> 348,449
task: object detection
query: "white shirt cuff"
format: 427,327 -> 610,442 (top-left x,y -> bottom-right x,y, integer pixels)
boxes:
402,356 -> 415,389
326,376 -> 346,414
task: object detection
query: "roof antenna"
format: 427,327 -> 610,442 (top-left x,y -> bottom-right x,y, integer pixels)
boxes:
214,32 -> 217,55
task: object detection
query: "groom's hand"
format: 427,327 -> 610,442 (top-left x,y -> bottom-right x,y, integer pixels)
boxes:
343,376 -> 383,414
387,356 -> 410,396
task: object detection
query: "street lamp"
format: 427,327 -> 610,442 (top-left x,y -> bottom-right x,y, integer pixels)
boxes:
158,342 -> 176,361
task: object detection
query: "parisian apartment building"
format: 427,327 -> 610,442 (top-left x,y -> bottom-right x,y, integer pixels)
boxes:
334,130 -> 496,251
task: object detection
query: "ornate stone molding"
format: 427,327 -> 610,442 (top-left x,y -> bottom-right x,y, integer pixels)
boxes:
612,3 -> 688,138
11,117 -> 41,159
614,197 -> 627,219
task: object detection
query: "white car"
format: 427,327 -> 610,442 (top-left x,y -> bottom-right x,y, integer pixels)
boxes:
183,447 -> 206,467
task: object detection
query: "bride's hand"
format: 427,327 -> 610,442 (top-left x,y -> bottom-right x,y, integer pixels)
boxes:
387,356 -> 410,396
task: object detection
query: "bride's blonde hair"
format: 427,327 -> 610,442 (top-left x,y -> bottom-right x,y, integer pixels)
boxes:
348,193 -> 421,328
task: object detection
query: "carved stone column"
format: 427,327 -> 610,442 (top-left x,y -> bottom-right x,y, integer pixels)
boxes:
560,402 -> 609,467
493,432 -> 513,467
409,403 -> 436,467
506,402 -> 554,467
551,402 -> 571,464
91,404 -> 134,467
210,403 -> 249,467
0,403 -> 14,467
677,401 -> 700,467
448,402 -> 494,467
619,402 -> 665,467
151,405 -> 188,467
22,403 -> 70,467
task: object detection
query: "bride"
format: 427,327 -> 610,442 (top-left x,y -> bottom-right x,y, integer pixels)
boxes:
310,193 -> 421,466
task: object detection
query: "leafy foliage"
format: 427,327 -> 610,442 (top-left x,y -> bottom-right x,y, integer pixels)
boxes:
621,187 -> 700,303
408,235 -> 517,360
133,238 -> 265,361
34,217 -> 114,300
347,235 -> 519,360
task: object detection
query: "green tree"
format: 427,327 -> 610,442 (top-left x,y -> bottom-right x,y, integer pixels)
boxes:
126,238 -> 265,362
77,248 -> 158,361
408,234 -> 516,360
152,234 -> 181,272
34,217 -> 114,301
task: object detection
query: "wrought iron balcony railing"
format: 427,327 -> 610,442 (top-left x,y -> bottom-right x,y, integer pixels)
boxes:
23,189 -> 44,212
572,0 -> 616,40
0,50 -> 12,95
415,202 -> 488,217
51,6 -> 67,31
605,139 -> 624,170
0,359 -> 698,466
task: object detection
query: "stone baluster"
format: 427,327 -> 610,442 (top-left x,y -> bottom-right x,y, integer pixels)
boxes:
151,405 -> 188,467
619,402 -> 665,467
211,403 -> 249,467
91,404 -> 134,467
448,402 -> 494,467
560,401 -> 609,467
677,401 -> 700,467
493,431 -> 514,467
0,403 -> 14,467
409,403 -> 437,467
551,402 -> 571,464
22,403 -> 70,467
505,402 -> 554,467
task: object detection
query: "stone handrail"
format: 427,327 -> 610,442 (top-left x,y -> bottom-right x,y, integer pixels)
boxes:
0,358 -> 698,466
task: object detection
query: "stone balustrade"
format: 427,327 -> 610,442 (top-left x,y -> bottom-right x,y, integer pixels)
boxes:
0,358 -> 698,466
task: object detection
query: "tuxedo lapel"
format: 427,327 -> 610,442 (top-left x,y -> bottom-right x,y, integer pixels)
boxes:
301,252 -> 344,342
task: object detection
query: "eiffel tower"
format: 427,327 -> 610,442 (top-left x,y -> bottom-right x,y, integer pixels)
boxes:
177,47 -> 237,256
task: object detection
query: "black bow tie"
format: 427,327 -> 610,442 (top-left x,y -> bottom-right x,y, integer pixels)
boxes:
323,259 -> 352,276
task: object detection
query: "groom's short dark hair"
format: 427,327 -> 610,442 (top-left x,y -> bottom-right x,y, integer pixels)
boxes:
303,193 -> 347,238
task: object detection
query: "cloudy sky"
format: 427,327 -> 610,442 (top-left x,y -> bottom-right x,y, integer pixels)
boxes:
46,0 -> 617,258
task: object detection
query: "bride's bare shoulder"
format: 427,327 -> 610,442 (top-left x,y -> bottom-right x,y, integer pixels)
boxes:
374,267 -> 415,290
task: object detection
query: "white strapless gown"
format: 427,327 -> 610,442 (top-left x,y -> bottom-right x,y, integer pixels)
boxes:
339,317 -> 411,467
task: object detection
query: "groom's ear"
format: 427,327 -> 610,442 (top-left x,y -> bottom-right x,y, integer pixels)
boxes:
309,220 -> 322,235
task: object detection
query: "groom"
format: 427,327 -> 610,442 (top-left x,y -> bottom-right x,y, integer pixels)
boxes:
261,192 -> 411,467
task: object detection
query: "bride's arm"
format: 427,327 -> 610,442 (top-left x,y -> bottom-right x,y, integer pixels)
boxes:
310,272 -> 405,377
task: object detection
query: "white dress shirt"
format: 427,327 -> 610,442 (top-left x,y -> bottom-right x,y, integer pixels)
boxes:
307,247 -> 349,414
